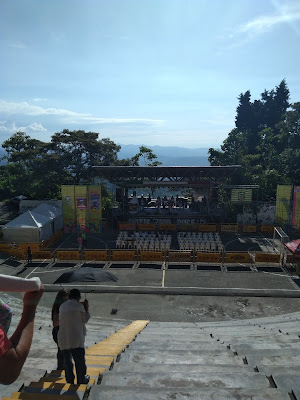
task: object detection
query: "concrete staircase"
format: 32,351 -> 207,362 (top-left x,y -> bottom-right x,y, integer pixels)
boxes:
0,293 -> 149,399
90,314 -> 300,400
1,292 -> 300,399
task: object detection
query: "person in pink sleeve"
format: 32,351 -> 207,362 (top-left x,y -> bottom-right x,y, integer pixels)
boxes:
0,286 -> 44,385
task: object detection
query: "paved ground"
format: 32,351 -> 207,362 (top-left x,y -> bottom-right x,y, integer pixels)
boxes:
1,258 -> 300,323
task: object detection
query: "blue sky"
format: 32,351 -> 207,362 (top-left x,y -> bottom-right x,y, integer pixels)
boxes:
1,0 -> 300,148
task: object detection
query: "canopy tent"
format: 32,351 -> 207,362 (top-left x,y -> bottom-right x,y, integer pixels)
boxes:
2,210 -> 53,243
33,203 -> 63,232
284,239 -> 300,255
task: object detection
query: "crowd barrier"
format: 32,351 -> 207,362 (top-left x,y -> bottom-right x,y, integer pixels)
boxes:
118,222 -> 275,233
0,242 -> 288,266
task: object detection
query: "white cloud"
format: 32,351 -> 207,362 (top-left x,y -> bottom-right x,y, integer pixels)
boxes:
0,100 -> 165,126
7,41 -> 26,49
32,98 -> 48,102
228,1 -> 300,47
0,121 -> 47,133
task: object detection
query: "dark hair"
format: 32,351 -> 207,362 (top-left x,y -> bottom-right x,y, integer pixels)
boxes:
51,288 -> 68,320
69,288 -> 81,300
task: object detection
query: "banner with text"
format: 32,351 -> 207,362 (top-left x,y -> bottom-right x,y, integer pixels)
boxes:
275,185 -> 292,226
61,185 -> 76,232
292,186 -> 300,229
88,186 -> 102,232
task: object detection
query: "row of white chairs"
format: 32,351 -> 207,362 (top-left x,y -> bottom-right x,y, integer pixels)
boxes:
178,241 -> 223,251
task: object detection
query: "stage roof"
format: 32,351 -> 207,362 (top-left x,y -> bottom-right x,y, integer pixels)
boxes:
93,165 -> 241,187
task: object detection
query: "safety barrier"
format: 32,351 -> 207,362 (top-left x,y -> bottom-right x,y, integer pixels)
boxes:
112,250 -> 136,261
85,250 -> 109,261
56,250 -> 80,260
116,222 -> 275,233
196,252 -> 221,263
255,253 -> 280,264
167,251 -> 192,262
31,250 -> 52,259
140,251 -> 164,261
225,252 -> 251,263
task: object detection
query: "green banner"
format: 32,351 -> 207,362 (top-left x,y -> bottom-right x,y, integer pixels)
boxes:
231,189 -> 252,203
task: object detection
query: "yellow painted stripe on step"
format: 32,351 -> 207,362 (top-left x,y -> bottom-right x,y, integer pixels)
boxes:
9,393 -> 78,400
27,382 -> 86,391
87,343 -> 125,351
51,367 -> 106,376
85,347 -> 123,356
85,356 -> 114,366
39,376 -> 95,385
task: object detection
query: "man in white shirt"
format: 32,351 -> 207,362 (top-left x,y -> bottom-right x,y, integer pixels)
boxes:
58,288 -> 90,384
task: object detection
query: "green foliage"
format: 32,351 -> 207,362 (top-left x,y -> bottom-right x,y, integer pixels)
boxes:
209,80 -> 299,200
0,130 -> 161,203
130,146 -> 162,166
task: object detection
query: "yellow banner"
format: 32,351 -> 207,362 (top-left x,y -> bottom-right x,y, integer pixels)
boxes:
61,185 -> 76,232
221,224 -> 238,232
178,224 -> 198,231
18,243 -> 40,251
196,253 -> 221,262
255,253 -> 280,263
168,252 -> 192,262
119,223 -> 136,230
275,185 -> 292,226
159,224 -> 176,231
0,244 -> 13,252
138,224 -> 156,231
75,186 -> 88,231
31,251 -> 52,259
10,249 -> 26,259
260,225 -> 274,232
88,186 -> 102,232
292,186 -> 300,229
112,250 -> 136,261
57,251 -> 80,260
225,253 -> 250,263
243,225 -> 257,232
85,251 -> 108,261
140,251 -> 163,261
198,224 -> 217,232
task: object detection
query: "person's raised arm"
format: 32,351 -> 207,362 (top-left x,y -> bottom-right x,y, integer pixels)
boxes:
0,286 -> 44,385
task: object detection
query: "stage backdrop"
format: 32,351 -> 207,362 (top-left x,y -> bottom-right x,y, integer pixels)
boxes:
61,185 -> 102,233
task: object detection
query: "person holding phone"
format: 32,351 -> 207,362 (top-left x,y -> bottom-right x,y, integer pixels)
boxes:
58,289 -> 90,384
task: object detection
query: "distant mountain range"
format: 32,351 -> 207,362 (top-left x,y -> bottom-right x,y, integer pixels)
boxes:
0,145 -> 210,167
118,144 -> 210,166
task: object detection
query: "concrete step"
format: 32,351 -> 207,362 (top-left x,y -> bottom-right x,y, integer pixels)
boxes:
112,363 -> 258,375
234,348 -> 300,358
89,386 -> 291,400
128,341 -> 229,351
119,350 -> 243,365
232,342 -> 300,352
246,354 -> 300,367
100,371 -> 270,389
24,382 -> 87,399
272,374 -> 300,393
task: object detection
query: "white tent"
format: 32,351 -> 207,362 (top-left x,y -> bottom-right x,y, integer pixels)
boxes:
2,210 -> 53,243
33,203 -> 63,233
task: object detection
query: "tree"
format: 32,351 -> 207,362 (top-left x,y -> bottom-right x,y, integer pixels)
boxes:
130,146 -> 162,166
50,130 -> 121,184
208,80 -> 296,200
